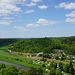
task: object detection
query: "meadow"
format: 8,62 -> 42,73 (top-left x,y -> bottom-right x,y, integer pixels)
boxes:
0,50 -> 40,68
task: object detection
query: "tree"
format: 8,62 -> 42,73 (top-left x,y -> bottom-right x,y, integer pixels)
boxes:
59,62 -> 63,71
64,64 -> 70,73
60,56 -> 65,61
50,67 -> 56,75
37,68 -> 43,75
50,61 -> 57,69
55,55 -> 59,60
18,70 -> 26,75
56,69 -> 62,75
69,61 -> 74,75
3,65 -> 18,75
70,65 -> 74,75
0,63 -> 6,70
0,68 -> 5,75
24,67 -> 37,75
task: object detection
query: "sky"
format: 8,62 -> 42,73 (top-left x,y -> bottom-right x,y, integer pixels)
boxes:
0,0 -> 75,38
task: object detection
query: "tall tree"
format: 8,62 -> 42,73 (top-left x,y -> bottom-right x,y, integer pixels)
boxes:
69,61 -> 74,75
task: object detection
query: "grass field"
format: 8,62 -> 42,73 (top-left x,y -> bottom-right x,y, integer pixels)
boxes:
0,50 -> 71,68
0,50 -> 40,68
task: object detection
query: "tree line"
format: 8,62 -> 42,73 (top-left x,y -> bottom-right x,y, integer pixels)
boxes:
0,38 -> 19,47
8,36 -> 75,55
0,36 -> 75,55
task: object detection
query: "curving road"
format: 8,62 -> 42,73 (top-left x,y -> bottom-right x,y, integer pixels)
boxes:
0,60 -> 27,70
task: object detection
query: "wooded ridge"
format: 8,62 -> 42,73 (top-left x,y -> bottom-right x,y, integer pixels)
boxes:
0,36 -> 75,55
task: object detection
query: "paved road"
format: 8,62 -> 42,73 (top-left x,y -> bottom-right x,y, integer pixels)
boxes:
0,60 -> 27,70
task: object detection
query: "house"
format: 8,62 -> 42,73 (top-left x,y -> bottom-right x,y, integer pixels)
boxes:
50,53 -> 57,59
37,52 -> 43,56
30,53 -> 37,57
30,52 -> 43,57
8,50 -> 14,53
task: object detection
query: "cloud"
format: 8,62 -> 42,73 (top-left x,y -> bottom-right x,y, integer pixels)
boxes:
66,11 -> 75,17
25,0 -> 42,7
65,18 -> 75,23
56,2 -> 75,24
0,0 -> 26,4
38,5 -> 48,9
0,0 -> 27,16
37,18 -> 59,25
55,2 -> 75,9
0,3 -> 20,16
31,0 -> 42,3
65,11 -> 75,23
26,23 -> 39,27
14,26 -> 29,31
25,2 -> 36,7
26,18 -> 60,27
3,17 -> 14,20
0,20 -> 11,25
25,10 -> 34,13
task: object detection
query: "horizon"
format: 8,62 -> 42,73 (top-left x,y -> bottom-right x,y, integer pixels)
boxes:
0,0 -> 75,38
0,36 -> 75,39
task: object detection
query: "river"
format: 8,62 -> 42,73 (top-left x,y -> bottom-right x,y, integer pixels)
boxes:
0,60 -> 27,70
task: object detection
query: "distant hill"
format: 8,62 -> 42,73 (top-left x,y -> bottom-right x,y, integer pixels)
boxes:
0,38 -> 19,47
0,36 -> 75,55
8,36 -> 75,55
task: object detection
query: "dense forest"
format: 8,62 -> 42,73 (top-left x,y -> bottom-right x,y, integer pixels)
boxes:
0,38 -> 19,47
0,36 -> 75,55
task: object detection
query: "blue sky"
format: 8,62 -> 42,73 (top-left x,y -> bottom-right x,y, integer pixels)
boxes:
0,0 -> 75,38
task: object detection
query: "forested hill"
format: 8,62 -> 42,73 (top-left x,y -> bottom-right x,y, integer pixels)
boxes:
7,36 -> 75,55
0,38 -> 19,47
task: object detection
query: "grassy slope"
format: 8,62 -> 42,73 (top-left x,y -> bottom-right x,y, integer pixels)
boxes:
0,50 -> 39,68
0,50 -> 72,66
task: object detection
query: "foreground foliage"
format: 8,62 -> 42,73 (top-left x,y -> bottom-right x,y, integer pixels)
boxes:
0,61 -> 74,75
0,63 -> 43,75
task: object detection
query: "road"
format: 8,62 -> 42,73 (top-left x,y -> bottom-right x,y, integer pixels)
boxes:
0,60 -> 27,70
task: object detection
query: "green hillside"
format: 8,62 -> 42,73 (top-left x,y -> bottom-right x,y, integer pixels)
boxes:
7,36 -> 75,55
0,38 -> 19,47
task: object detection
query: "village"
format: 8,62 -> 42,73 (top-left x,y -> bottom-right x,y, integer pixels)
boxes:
27,49 -> 75,63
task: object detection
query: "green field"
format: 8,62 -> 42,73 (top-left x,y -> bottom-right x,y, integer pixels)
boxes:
0,50 -> 40,69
